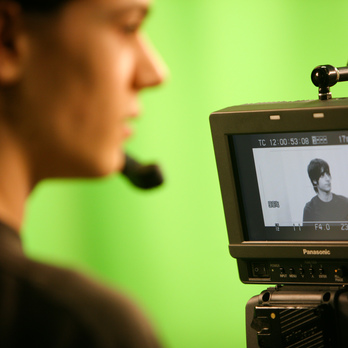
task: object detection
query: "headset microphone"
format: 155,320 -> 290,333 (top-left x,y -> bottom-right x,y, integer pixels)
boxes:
121,154 -> 164,189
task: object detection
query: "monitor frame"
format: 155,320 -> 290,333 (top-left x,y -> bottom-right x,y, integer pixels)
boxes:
210,99 -> 348,262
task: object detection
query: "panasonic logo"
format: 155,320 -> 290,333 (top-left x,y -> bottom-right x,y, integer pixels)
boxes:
303,248 -> 331,256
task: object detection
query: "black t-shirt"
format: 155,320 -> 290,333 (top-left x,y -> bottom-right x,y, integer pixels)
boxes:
0,222 -> 162,348
303,193 -> 348,223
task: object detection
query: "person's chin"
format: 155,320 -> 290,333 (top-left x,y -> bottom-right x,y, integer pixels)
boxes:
68,158 -> 123,179
113,151 -> 126,173
91,152 -> 126,178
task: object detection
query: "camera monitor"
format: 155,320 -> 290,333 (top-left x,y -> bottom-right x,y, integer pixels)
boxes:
210,98 -> 348,285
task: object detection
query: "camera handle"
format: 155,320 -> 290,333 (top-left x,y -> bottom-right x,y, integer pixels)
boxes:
311,64 -> 348,100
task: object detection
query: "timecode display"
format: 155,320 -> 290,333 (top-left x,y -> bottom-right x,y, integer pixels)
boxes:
260,137 -> 310,147
254,131 -> 348,148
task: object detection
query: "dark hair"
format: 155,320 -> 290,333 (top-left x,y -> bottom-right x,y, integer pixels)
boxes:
7,0 -> 71,13
307,158 -> 331,193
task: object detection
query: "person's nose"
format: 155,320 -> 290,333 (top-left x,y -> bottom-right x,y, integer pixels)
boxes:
133,34 -> 167,90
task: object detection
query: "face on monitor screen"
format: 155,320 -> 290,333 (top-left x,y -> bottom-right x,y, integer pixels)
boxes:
230,130 -> 348,241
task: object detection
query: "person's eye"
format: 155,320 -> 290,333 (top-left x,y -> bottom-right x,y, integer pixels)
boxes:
108,8 -> 148,36
121,22 -> 141,35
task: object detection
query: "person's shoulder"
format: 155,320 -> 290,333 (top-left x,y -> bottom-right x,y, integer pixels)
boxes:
12,258 -> 161,348
304,195 -> 319,208
332,193 -> 348,204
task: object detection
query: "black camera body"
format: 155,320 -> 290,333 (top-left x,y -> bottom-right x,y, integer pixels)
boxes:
246,285 -> 348,347
210,96 -> 348,347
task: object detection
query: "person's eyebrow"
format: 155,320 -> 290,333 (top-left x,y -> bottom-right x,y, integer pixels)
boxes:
108,4 -> 150,19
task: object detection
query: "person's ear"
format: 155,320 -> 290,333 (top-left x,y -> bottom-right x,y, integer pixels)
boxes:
0,2 -> 26,84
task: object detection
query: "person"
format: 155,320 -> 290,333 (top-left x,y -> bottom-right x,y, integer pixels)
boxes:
303,158 -> 348,224
0,0 -> 166,347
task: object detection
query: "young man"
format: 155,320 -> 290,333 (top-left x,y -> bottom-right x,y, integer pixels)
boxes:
0,0 -> 166,346
303,158 -> 348,224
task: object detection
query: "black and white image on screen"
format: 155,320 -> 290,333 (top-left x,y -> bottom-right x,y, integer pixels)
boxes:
303,158 -> 348,224
253,145 -> 348,228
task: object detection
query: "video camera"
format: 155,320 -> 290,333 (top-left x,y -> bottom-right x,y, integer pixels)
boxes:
210,65 -> 348,347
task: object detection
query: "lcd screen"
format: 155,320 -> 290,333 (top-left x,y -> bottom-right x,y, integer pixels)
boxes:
229,130 -> 348,241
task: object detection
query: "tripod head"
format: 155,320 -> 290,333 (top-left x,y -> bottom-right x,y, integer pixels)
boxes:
311,64 -> 348,100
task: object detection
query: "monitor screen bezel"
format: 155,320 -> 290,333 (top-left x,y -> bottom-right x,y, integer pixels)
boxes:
210,99 -> 348,260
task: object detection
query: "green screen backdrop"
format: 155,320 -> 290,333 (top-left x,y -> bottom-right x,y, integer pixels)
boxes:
23,1 -> 348,347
